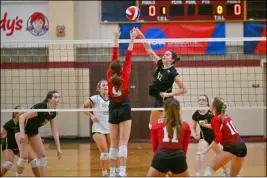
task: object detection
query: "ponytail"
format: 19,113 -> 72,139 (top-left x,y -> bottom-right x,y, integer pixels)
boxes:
110,73 -> 122,91
212,97 -> 227,122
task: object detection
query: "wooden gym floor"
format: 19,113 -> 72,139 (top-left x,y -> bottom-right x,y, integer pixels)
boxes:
1,142 -> 266,177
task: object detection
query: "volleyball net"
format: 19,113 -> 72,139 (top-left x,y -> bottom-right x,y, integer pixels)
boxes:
1,37 -> 266,137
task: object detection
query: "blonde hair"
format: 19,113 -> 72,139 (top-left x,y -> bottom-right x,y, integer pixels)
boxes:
212,97 -> 227,122
164,98 -> 184,139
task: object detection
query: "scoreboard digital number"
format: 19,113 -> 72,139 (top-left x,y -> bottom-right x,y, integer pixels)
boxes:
137,0 -> 244,22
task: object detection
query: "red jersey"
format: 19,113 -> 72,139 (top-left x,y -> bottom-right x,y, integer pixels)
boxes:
150,119 -> 191,154
107,47 -> 132,103
211,114 -> 243,146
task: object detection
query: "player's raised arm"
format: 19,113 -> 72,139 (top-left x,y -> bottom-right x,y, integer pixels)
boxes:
137,29 -> 160,64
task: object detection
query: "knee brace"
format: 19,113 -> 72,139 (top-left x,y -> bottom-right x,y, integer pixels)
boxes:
100,152 -> 109,160
37,157 -> 47,167
17,157 -> 28,167
30,159 -> 38,168
119,145 -> 127,158
3,161 -> 13,170
109,148 -> 118,160
196,153 -> 204,161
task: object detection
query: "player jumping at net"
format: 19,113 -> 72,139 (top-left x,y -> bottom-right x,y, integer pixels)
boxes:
136,29 -> 187,129
148,98 -> 191,177
82,80 -> 120,176
200,97 -> 247,176
192,94 -> 228,177
15,91 -> 62,176
106,27 -> 138,177
1,105 -> 40,177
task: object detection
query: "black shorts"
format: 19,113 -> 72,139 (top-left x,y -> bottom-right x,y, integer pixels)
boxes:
15,126 -> 39,137
109,100 -> 131,124
92,132 -> 109,136
223,142 -> 247,157
152,97 -> 173,112
200,136 -> 214,145
2,144 -> 19,155
151,149 -> 188,174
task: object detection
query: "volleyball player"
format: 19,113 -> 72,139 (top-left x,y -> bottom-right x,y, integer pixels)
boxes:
107,27 -> 138,177
192,95 -> 228,177
200,97 -> 247,176
137,29 -> 187,129
82,80 -> 120,176
1,105 -> 40,177
15,91 -> 62,177
148,98 -> 191,177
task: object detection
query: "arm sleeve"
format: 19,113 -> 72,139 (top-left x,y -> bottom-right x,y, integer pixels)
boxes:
122,50 -> 132,79
192,111 -> 198,121
211,118 -> 222,144
3,122 -> 10,132
107,47 -> 118,77
150,128 -> 158,152
183,125 -> 191,154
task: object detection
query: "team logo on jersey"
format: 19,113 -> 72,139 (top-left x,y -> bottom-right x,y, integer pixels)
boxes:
112,87 -> 122,96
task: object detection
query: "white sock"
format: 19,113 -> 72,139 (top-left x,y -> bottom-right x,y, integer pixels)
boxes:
204,167 -> 214,176
110,167 -> 116,176
196,172 -> 201,177
120,166 -> 126,175
16,172 -> 23,177
102,170 -> 108,175
115,168 -> 120,173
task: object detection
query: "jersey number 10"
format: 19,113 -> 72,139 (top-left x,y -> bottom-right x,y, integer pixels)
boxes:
163,127 -> 179,143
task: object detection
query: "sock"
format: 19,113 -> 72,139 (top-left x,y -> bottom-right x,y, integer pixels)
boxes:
120,166 -> 126,175
115,168 -> 120,173
110,167 -> 116,176
16,173 -> 23,177
102,170 -> 108,176
204,167 -> 214,176
196,172 -> 201,177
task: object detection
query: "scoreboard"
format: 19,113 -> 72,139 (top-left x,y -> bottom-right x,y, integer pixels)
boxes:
101,0 -> 266,23
137,0 -> 244,22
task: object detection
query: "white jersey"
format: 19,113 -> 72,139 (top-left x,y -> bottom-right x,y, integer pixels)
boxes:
90,94 -> 110,134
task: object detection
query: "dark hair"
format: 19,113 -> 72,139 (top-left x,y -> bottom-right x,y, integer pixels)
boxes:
199,94 -> 210,107
212,97 -> 227,122
96,80 -> 107,91
110,60 -> 123,91
170,51 -> 180,64
43,91 -> 59,103
12,105 -> 23,118
164,98 -> 184,139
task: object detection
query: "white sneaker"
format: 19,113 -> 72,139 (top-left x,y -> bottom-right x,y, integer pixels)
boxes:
102,172 -> 109,177
117,172 -> 127,177
115,169 -> 120,177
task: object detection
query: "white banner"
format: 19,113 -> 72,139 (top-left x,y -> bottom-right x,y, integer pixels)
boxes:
1,2 -> 49,41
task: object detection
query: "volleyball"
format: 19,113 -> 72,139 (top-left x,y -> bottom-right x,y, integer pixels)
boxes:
126,6 -> 140,20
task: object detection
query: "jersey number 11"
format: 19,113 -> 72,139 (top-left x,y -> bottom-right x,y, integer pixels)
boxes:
163,127 -> 179,143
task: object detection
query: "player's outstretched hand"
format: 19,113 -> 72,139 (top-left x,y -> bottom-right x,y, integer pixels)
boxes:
57,149 -> 62,160
130,27 -> 139,39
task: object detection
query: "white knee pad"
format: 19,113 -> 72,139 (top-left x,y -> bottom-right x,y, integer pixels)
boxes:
196,153 -> 204,161
119,145 -> 127,158
109,148 -> 118,160
17,157 -> 28,167
37,157 -> 47,167
3,161 -> 13,170
30,159 -> 38,168
100,152 -> 109,160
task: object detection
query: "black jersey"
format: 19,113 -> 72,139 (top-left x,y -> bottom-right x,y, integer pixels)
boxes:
2,119 -> 18,150
15,103 -> 57,136
149,59 -> 179,101
192,110 -> 215,141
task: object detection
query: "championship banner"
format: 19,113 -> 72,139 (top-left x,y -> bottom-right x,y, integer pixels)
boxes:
244,22 -> 266,54
119,23 -> 226,55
